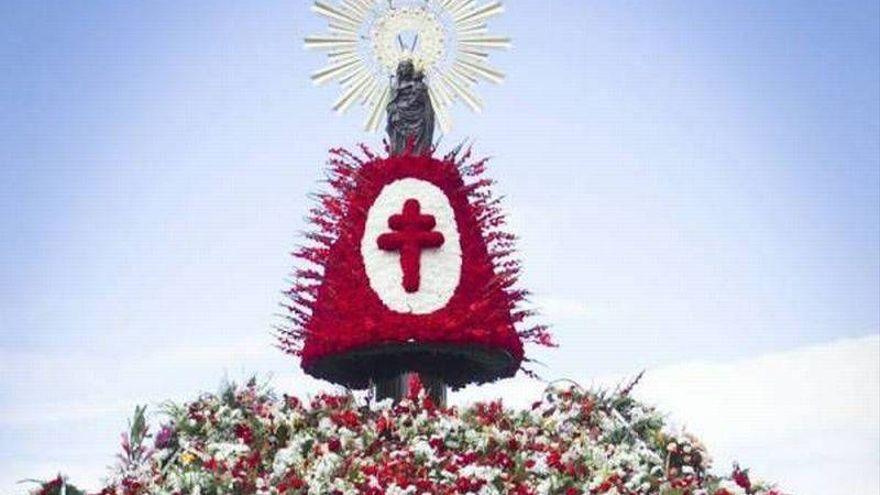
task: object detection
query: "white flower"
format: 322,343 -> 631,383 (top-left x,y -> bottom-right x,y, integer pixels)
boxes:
209,442 -> 249,461
459,464 -> 502,483
717,480 -> 748,495
478,483 -> 503,495
371,398 -> 395,411
305,453 -> 343,495
385,484 -> 417,495
318,416 -> 334,431
412,439 -> 435,462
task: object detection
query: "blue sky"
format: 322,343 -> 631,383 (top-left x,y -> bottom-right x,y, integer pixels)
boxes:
1,1 -> 878,493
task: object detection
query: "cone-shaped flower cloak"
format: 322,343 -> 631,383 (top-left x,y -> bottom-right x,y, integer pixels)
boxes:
279,147 -> 553,389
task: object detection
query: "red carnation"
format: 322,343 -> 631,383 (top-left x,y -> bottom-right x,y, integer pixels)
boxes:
732,463 -> 753,492
234,424 -> 254,445
328,437 -> 342,453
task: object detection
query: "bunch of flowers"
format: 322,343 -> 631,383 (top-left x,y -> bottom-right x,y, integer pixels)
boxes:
47,378 -> 782,495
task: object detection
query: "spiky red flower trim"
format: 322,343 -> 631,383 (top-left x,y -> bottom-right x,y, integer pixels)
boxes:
277,146 -> 555,386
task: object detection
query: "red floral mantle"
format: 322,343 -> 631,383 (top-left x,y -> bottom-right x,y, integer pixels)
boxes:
278,147 -> 554,389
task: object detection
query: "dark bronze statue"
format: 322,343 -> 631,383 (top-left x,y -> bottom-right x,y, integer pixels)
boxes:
387,60 -> 435,155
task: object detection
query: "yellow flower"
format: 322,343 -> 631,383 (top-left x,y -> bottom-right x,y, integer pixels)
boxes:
180,452 -> 197,465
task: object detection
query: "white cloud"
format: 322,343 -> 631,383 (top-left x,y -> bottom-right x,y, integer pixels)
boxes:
635,334 -> 879,495
531,296 -> 593,320
636,335 -> 879,445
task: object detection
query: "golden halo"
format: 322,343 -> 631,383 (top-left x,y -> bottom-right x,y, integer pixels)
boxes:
305,0 -> 510,133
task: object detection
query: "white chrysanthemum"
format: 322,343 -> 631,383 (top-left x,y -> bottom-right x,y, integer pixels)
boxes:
459,463 -> 502,482
478,483 -> 503,495
385,484 -> 418,495
272,432 -> 314,477
209,441 -> 250,461
305,453 -> 343,494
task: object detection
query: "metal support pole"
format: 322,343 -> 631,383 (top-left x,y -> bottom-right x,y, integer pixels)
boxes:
374,372 -> 447,407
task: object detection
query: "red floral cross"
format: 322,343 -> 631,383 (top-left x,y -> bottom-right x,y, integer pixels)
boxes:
377,198 -> 445,293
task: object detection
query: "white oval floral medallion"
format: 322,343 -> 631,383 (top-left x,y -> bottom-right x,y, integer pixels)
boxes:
361,178 -> 462,314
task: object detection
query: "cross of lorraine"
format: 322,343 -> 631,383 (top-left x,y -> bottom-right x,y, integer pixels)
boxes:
377,198 -> 445,293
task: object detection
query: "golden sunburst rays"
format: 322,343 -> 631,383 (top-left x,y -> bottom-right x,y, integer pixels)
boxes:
305,0 -> 510,133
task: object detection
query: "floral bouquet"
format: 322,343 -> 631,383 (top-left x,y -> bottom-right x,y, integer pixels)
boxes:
31,377 -> 783,495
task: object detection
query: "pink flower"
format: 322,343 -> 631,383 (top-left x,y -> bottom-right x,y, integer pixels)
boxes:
154,425 -> 175,450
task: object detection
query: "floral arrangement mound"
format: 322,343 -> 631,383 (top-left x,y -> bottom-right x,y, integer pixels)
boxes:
31,379 -> 782,495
